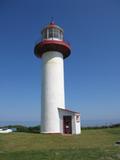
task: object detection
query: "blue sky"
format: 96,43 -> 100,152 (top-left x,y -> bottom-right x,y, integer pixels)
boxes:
0,0 -> 120,126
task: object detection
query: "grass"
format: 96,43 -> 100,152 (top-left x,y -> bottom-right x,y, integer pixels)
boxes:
0,127 -> 120,160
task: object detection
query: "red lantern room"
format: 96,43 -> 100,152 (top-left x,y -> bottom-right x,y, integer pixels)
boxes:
34,21 -> 71,58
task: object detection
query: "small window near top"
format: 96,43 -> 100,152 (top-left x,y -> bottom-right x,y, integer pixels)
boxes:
60,31 -> 63,40
53,28 -> 58,38
76,115 -> 80,122
48,28 -> 53,38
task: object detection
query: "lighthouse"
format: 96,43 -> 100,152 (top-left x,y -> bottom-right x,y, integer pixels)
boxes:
34,21 -> 81,134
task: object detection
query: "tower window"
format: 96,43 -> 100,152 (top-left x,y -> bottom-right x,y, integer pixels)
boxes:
49,28 -> 53,38
53,28 -> 58,38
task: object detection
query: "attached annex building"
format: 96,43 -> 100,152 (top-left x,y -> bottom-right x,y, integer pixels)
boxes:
59,108 -> 81,134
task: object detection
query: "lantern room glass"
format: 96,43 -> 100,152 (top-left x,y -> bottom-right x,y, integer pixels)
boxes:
42,27 -> 63,40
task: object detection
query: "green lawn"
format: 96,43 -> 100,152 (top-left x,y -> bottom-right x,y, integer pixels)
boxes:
0,127 -> 120,160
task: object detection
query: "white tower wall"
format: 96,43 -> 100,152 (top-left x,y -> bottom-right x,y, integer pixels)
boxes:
41,51 -> 65,133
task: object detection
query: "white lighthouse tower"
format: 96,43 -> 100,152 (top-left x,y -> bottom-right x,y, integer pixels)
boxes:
34,21 -> 81,134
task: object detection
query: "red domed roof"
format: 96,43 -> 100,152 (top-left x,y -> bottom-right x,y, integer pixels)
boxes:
49,21 -> 55,25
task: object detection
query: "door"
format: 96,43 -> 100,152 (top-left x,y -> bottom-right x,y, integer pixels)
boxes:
63,116 -> 72,134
